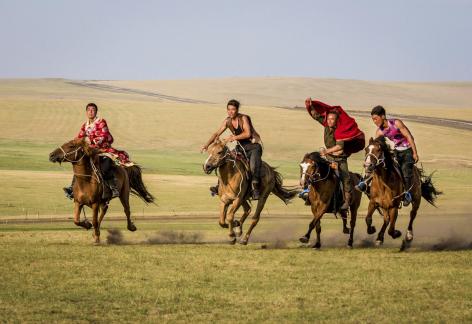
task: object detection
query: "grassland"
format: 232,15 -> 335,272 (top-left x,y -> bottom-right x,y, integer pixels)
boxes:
0,78 -> 471,322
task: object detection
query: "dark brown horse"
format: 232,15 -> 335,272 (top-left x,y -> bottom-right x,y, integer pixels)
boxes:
49,138 -> 154,243
299,152 -> 363,248
203,139 -> 299,244
362,136 -> 441,247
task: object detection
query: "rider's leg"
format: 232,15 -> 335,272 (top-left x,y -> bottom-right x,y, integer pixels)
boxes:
245,143 -> 262,200
101,157 -> 119,198
338,159 -> 352,210
398,149 -> 414,206
63,176 -> 75,199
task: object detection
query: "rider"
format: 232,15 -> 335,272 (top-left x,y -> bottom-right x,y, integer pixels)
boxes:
63,103 -> 130,199
201,99 -> 263,200
305,98 -> 365,210
356,105 -> 419,206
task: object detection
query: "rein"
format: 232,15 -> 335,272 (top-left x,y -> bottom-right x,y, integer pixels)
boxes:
60,145 -> 101,183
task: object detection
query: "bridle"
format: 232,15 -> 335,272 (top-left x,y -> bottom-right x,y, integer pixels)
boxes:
59,145 -> 86,163
364,146 -> 385,172
301,161 -> 332,185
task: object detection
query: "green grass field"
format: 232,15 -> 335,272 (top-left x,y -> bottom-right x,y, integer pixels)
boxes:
1,78 -> 471,322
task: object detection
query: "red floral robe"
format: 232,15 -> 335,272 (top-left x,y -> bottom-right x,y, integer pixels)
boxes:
77,117 -> 132,165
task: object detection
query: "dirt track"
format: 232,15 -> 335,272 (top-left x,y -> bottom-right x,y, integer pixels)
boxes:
69,81 -> 472,131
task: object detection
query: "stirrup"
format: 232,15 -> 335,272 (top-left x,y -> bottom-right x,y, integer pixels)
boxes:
403,191 -> 412,206
355,181 -> 368,193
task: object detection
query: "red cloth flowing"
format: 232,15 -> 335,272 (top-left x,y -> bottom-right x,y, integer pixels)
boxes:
305,99 -> 365,155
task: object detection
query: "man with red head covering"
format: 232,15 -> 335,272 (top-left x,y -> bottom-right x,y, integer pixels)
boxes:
304,98 -> 365,210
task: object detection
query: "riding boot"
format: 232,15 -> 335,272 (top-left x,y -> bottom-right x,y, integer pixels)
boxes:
403,176 -> 413,206
252,181 -> 260,200
209,184 -> 219,197
62,176 -> 75,200
340,190 -> 351,210
106,177 -> 120,198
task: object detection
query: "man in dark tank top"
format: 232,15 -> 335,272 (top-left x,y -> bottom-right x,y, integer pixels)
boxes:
201,99 -> 263,200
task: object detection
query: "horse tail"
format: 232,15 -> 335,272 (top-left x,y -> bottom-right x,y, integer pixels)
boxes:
419,167 -> 442,206
271,168 -> 300,205
125,165 -> 155,204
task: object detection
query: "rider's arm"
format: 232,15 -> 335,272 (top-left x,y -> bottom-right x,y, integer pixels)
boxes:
395,119 -> 419,162
325,141 -> 344,155
305,97 -> 329,125
202,119 -> 227,150
232,116 -> 252,141
76,123 -> 86,139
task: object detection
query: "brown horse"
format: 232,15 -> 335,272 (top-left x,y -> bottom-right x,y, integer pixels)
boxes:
203,139 -> 299,244
298,152 -> 363,248
362,136 -> 441,247
49,138 -> 154,243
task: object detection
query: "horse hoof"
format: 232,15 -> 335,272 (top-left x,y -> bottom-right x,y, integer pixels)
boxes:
312,242 -> 321,250
219,222 -> 229,228
228,237 -> 237,245
85,221 -> 93,230
347,244 -> 353,249
343,227 -> 350,234
390,230 -> 402,239
367,226 -> 376,235
239,238 -> 248,245
406,230 -> 413,241
375,240 -> 383,246
232,220 -> 241,227
299,236 -> 309,244
127,223 -> 137,232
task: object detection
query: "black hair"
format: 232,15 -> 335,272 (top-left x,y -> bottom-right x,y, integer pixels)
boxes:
327,110 -> 339,118
227,99 -> 240,110
86,103 -> 98,111
371,105 -> 386,116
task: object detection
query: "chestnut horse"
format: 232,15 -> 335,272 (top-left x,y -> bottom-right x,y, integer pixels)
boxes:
299,152 -> 363,248
362,136 -> 441,247
49,138 -> 154,243
203,139 -> 299,244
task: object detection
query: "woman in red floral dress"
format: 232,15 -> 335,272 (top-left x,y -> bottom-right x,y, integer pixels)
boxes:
63,103 -> 131,199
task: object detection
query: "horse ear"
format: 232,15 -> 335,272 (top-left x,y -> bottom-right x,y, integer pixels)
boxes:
214,138 -> 221,144
369,137 -> 374,144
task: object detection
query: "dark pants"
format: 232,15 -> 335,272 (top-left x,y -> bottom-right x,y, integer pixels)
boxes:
100,156 -> 115,180
240,143 -> 262,183
336,158 -> 352,193
395,148 -> 414,191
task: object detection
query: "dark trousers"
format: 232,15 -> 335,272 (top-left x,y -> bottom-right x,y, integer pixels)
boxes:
100,156 -> 115,180
240,143 -> 262,183
337,158 -> 352,193
395,148 -> 414,191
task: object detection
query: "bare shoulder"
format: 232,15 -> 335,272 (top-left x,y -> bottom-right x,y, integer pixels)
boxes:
394,119 -> 405,128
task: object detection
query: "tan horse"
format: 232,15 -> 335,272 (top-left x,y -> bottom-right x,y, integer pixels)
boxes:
362,136 -> 441,248
299,152 -> 363,248
49,138 -> 154,243
203,139 -> 299,244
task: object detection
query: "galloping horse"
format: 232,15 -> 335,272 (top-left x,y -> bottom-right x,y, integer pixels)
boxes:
299,152 -> 363,248
362,136 -> 441,247
49,138 -> 154,243
203,139 -> 299,244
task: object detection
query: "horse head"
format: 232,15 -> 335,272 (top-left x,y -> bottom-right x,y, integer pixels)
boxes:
203,138 -> 229,174
49,138 -> 99,164
299,152 -> 330,187
363,136 -> 391,173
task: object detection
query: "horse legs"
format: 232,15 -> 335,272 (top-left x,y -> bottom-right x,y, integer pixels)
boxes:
347,209 -> 357,248
299,218 -> 315,244
406,197 -> 421,241
387,208 -> 402,239
240,195 -> 269,245
98,202 -> 109,227
236,201 -> 251,237
91,203 -> 100,243
226,198 -> 242,244
313,220 -> 322,249
218,201 -> 230,228
119,194 -> 136,232
341,212 -> 350,234
73,202 -> 92,230
365,200 -> 377,235
376,209 -> 389,246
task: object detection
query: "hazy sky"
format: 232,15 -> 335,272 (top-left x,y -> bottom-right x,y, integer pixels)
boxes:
0,0 -> 470,81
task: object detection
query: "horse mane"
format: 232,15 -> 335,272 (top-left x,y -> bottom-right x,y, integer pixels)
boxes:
73,138 -> 101,158
305,151 -> 331,175
372,136 -> 395,171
